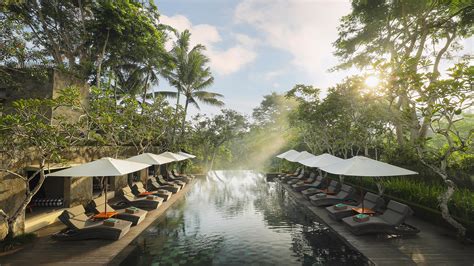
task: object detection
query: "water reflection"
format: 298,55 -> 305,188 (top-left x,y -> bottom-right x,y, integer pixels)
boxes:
122,170 -> 367,265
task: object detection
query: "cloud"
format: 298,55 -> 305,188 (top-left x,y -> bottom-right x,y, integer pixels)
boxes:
160,14 -> 257,75
264,69 -> 284,81
234,0 -> 351,76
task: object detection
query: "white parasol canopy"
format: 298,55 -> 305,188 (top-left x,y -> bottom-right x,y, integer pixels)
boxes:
159,151 -> 189,162
284,151 -> 302,162
294,151 -> 315,163
46,157 -> 150,177
319,156 -> 418,176
127,153 -> 175,165
178,151 -> 196,159
300,153 -> 345,168
276,149 -> 297,159
46,157 -> 150,214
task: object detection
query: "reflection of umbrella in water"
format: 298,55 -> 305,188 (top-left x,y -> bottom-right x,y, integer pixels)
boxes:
46,157 -> 150,216
319,156 -> 418,212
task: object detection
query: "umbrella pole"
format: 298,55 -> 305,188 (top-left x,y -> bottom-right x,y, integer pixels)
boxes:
105,176 -> 108,214
360,176 -> 364,211
145,169 -> 148,191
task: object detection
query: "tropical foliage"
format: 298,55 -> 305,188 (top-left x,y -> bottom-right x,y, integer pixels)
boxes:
0,0 -> 472,242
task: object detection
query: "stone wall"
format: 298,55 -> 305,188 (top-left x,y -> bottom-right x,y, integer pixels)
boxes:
0,68 -> 55,117
64,177 -> 92,208
51,69 -> 89,124
110,175 -> 129,194
0,68 -> 90,237
0,173 -> 26,237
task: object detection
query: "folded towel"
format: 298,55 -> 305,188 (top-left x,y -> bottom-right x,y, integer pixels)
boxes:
103,218 -> 119,226
146,195 -> 158,200
314,193 -> 327,199
125,207 -> 140,214
334,203 -> 347,210
353,214 -> 370,222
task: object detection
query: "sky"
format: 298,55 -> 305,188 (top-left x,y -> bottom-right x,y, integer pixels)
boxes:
153,0 -> 354,116
153,0 -> 473,117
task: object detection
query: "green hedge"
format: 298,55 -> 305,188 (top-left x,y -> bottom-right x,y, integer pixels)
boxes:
342,176 -> 474,233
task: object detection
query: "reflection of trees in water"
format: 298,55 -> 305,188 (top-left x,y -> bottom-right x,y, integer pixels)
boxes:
122,171 -> 367,266
125,233 -> 225,266
254,180 -> 367,265
204,171 -> 258,218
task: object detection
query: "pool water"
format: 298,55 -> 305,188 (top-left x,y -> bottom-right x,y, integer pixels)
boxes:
121,171 -> 368,265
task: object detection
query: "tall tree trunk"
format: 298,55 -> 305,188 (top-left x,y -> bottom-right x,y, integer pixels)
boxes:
171,90 -> 181,148
96,30 -> 110,89
417,148 -> 466,240
209,148 -> 218,172
180,97 -> 190,143
141,72 -> 150,115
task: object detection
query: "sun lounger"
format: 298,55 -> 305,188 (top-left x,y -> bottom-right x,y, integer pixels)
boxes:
293,175 -> 325,192
326,192 -> 385,221
119,186 -> 163,210
132,182 -> 172,201
342,200 -> 419,235
157,175 -> 185,189
167,170 -> 190,183
309,184 -> 356,206
281,168 -> 303,182
147,176 -> 180,193
53,204 -> 132,241
278,168 -> 301,180
172,169 -> 195,180
86,195 -> 147,225
301,180 -> 340,199
292,172 -> 316,187
283,170 -> 305,183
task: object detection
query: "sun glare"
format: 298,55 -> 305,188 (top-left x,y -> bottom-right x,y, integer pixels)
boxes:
365,76 -> 379,88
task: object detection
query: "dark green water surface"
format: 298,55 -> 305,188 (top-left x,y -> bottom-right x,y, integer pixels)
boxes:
121,170 -> 368,265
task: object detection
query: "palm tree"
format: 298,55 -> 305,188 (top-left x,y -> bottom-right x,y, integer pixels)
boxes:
160,30 -> 224,144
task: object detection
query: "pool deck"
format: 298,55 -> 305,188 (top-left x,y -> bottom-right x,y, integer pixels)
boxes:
0,179 -> 196,266
281,182 -> 474,266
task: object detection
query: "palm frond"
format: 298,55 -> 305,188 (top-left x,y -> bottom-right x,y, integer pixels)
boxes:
154,90 -> 179,99
192,91 -> 224,99
198,97 -> 225,107
187,97 -> 200,110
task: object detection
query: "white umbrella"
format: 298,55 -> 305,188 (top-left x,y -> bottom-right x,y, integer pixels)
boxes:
276,149 -> 297,159
319,156 -> 418,177
320,156 -> 418,211
127,153 -> 175,165
293,151 -> 315,163
127,153 -> 176,190
46,157 -> 150,177
46,157 -> 150,214
300,153 -> 344,168
159,151 -> 189,162
284,151 -> 302,162
178,151 -> 196,159
178,151 -> 195,159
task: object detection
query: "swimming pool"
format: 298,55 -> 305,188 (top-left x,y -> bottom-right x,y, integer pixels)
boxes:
121,171 -> 368,265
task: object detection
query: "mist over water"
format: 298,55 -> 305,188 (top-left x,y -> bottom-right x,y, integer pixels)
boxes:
121,171 -> 367,265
